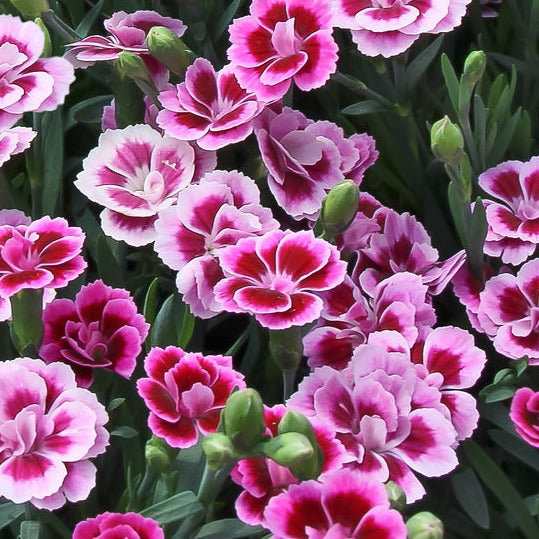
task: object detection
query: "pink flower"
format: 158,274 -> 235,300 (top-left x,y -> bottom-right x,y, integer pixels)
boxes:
39,280 -> 150,388
0,15 -> 75,130
479,158 -> 539,265
0,216 -> 86,298
231,404 -> 346,527
137,346 -> 246,448
510,388 -> 539,448
477,258 -> 539,364
154,170 -> 278,318
227,0 -> 338,101
215,230 -> 347,330
0,358 -> 109,509
263,468 -> 407,538
157,59 -> 264,151
333,0 -> 473,58
75,124 -> 200,246
73,511 -> 164,539
0,126 -> 36,167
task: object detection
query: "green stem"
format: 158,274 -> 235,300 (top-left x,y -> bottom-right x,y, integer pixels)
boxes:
40,9 -> 81,42
333,71 -> 394,108
282,369 -> 296,401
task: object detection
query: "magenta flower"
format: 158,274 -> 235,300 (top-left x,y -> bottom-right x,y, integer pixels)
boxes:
479,157 -> 539,265
157,59 -> 264,151
0,358 -> 109,510
39,280 -> 150,388
227,0 -> 338,101
0,126 -> 36,167
215,230 -> 347,330
75,124 -> 200,246
73,511 -> 164,539
510,388 -> 539,448
0,15 -> 75,130
231,404 -> 346,527
477,258 -> 539,364
264,468 -> 407,538
0,216 -> 86,298
332,0 -> 472,58
137,346 -> 246,448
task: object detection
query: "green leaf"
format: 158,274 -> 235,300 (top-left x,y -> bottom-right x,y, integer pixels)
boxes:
489,429 -> 539,473
195,519 -> 263,539
467,198 -> 488,278
178,304 -> 195,349
0,502 -> 24,529
451,467 -> 490,529
66,95 -> 112,129
441,53 -> 460,114
95,234 -> 124,288
342,100 -> 390,116
140,491 -> 203,525
143,278 -> 160,327
463,440 -> 539,539
481,385 -> 516,403
405,36 -> 444,92
108,398 -> 125,412
111,426 -> 139,439
478,401 -> 514,433
20,521 -> 40,539
447,180 -> 469,248
487,108 -> 522,165
75,0 -> 105,37
40,110 -> 64,216
214,0 -> 245,40
150,294 -> 194,349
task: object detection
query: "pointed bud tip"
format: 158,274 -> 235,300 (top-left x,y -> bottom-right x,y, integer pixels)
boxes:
321,179 -> 360,237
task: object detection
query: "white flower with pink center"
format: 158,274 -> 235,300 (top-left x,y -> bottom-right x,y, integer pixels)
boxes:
0,126 -> 36,167
75,124 -> 199,246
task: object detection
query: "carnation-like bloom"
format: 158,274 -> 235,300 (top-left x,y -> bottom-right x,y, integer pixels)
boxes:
477,258 -> 539,364
73,512 -> 164,539
0,216 -> 86,298
231,404 -> 346,527
154,170 -> 278,318
39,280 -> 150,388
137,346 -> 246,448
0,126 -> 36,167
332,0 -> 473,58
75,124 -> 199,246
479,157 -> 539,265
264,468 -> 407,538
510,388 -> 539,448
227,0 -> 338,101
157,59 -> 264,151
0,358 -> 109,510
0,15 -> 75,130
215,230 -> 347,330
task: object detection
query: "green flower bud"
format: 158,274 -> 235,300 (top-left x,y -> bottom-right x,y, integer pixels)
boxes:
116,51 -> 158,101
202,433 -> 236,470
9,0 -> 49,18
321,179 -> 360,238
146,26 -> 192,76
385,481 -> 406,511
430,116 -> 464,166
406,512 -> 444,539
145,436 -> 171,474
222,389 -> 266,453
9,288 -> 44,357
463,51 -> 487,85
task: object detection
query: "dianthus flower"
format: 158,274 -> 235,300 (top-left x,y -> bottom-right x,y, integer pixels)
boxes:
0,216 -> 86,298
227,0 -> 338,101
137,346 -> 246,448
40,280 -> 150,388
0,358 -> 109,510
154,170 -> 278,318
479,157 -> 539,265
510,388 -> 539,448
0,126 -> 36,167
75,124 -> 201,246
73,512 -> 164,539
264,468 -> 407,538
0,15 -> 75,130
231,404 -> 346,527
215,229 -> 347,330
157,59 -> 264,151
332,0 -> 473,58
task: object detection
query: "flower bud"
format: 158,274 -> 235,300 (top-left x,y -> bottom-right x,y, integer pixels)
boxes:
463,51 -> 487,85
321,179 -> 360,238
222,389 -> 266,453
116,51 -> 158,101
202,433 -> 236,470
146,26 -> 192,76
9,0 -> 49,17
145,436 -> 171,474
385,481 -> 406,511
430,116 -> 464,166
406,512 -> 444,539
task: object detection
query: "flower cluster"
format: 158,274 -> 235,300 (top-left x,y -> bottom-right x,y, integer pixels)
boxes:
73,512 -> 164,539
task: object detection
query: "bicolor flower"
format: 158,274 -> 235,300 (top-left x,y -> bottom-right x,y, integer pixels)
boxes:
0,126 -> 36,167
510,388 -> 539,448
73,512 -> 164,539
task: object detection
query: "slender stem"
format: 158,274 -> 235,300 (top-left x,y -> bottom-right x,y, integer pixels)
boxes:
333,71 -> 394,108
41,10 -> 81,42
282,369 -> 296,402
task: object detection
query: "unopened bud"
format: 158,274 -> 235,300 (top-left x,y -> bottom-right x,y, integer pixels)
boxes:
385,481 -> 406,511
9,0 -> 49,17
463,51 -> 487,85
406,512 -> 444,539
430,116 -> 464,165
321,179 -> 360,238
145,436 -> 171,473
202,433 -> 235,470
146,26 -> 192,76
116,51 -> 158,101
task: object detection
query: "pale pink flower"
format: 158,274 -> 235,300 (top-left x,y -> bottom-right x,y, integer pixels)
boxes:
40,280 -> 150,388
0,15 -> 75,130
264,468 -> 407,538
0,126 -> 36,167
215,229 -> 347,330
137,346 -> 246,448
332,0 -> 473,58
0,358 -> 109,510
227,0 -> 338,101
73,512 -> 164,539
154,170 -> 278,318
157,59 -> 264,151
510,388 -> 539,448
75,124 -> 201,246
0,216 -> 86,298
